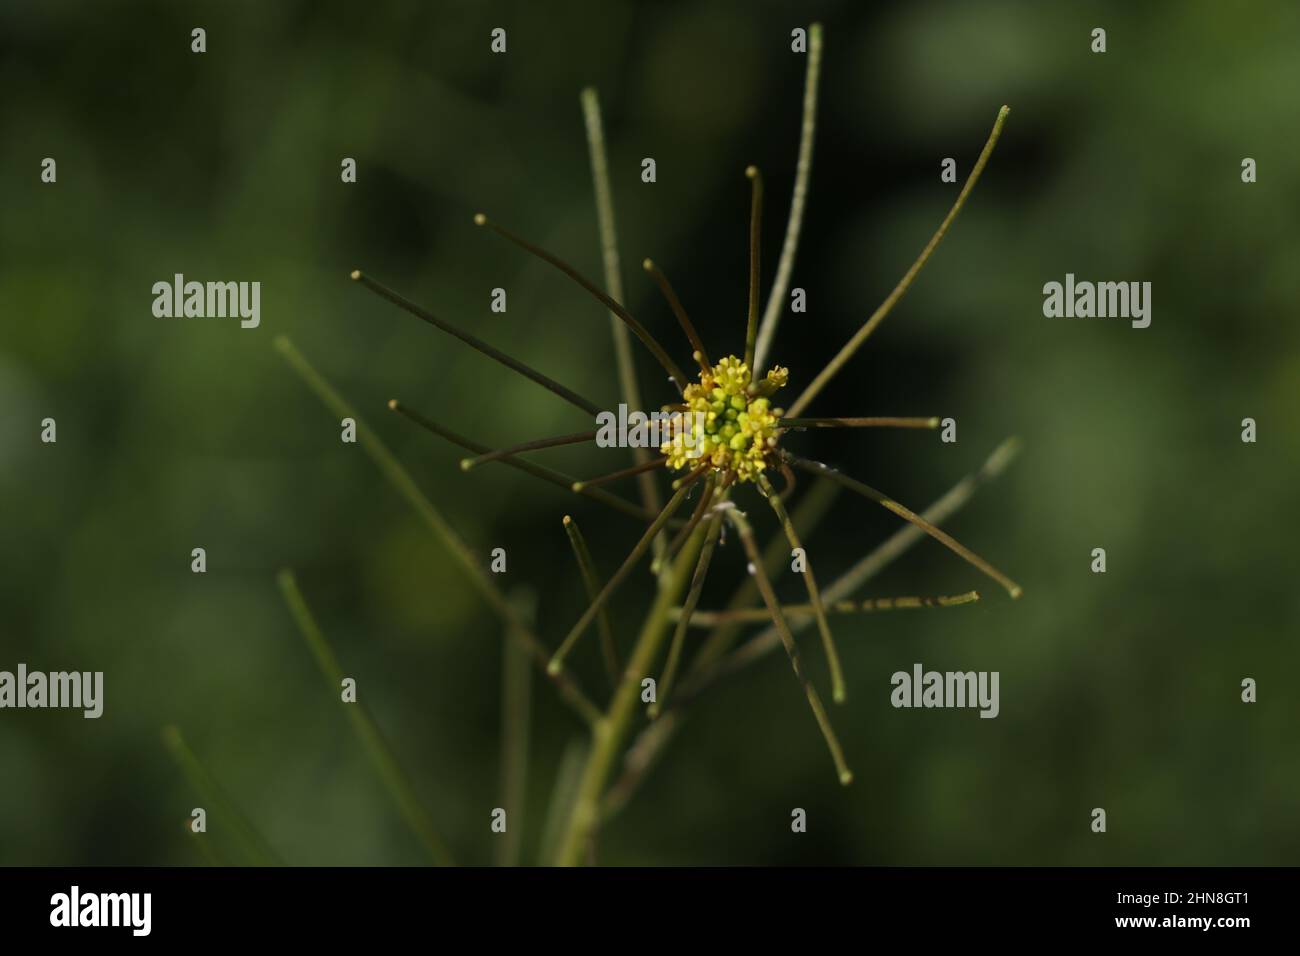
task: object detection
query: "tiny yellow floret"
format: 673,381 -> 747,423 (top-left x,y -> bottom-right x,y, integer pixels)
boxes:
661,356 -> 788,483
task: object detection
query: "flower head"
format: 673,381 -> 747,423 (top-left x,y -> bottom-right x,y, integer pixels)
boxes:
661,356 -> 788,483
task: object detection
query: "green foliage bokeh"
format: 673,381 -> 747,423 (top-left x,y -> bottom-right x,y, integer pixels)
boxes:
1,0 -> 1297,865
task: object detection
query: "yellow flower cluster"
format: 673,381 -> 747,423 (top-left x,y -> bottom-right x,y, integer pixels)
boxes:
661,356 -> 787,483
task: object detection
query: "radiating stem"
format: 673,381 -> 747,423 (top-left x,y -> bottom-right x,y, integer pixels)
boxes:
650,512 -> 724,718
758,473 -> 846,703
387,399 -> 666,524
552,521 -> 710,865
571,456 -> 667,492
278,569 -> 455,866
718,438 -> 1021,678
671,460 -> 712,491
753,21 -> 823,377
350,270 -> 601,416
498,592 -> 533,868
161,725 -> 282,867
693,476 -> 837,673
581,86 -> 665,559
652,472 -> 716,574
673,590 -> 980,626
643,258 -> 711,372
460,430 -> 596,471
779,416 -> 939,430
549,481 -> 693,675
743,166 -> 764,370
538,736 -> 590,865
724,508 -> 853,786
778,460 -> 799,496
788,105 -> 1011,417
276,337 -> 601,727
474,214 -> 689,391
562,515 -> 620,687
789,455 -> 1022,599
605,438 -> 1020,818
599,709 -> 679,823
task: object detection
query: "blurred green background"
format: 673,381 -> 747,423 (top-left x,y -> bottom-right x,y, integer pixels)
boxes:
2,0 -> 1297,865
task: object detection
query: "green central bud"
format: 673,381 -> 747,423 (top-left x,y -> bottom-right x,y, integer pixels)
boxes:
661,356 -> 789,482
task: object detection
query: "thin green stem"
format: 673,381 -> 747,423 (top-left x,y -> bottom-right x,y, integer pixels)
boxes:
563,515 -> 620,688
724,507 -> 853,786
642,258 -> 711,372
276,336 -> 601,727
672,590 -> 980,626
497,594 -> 533,867
571,455 -> 666,492
599,709 -> 679,823
277,569 -> 455,866
753,21 -> 823,376
652,472 -> 716,575
607,438 -> 1020,816
581,86 -> 665,558
552,521 -> 710,865
713,438 -> 1022,680
693,475 -> 840,671
779,416 -> 939,430
474,214 -> 689,392
670,460 -> 712,491
758,473 -> 846,704
549,481 -> 693,674
351,270 -> 601,416
460,430 -> 596,471
650,512 -> 723,719
789,455 -> 1022,599
743,165 -> 764,370
161,725 -> 282,867
788,105 -> 1011,417
538,736 -> 590,865
387,399 -> 666,524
